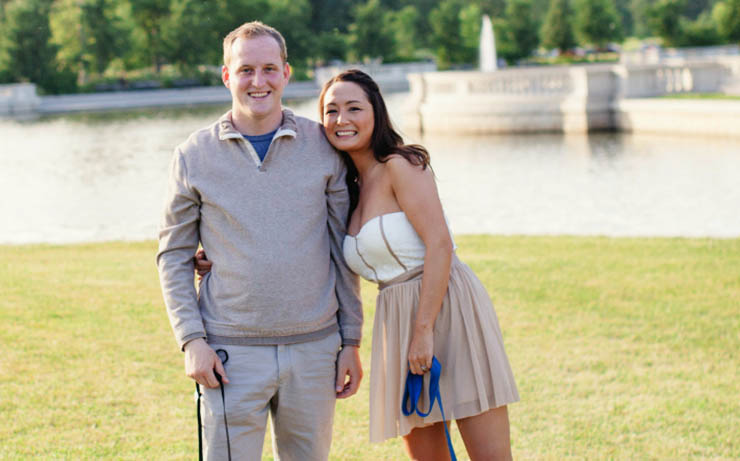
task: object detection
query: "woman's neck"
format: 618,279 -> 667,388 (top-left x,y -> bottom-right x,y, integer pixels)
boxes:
349,150 -> 379,182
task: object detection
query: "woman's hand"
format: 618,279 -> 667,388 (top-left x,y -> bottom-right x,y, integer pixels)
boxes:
407,327 -> 434,375
193,249 -> 212,280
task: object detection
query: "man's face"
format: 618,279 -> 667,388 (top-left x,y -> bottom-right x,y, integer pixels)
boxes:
222,35 -> 290,123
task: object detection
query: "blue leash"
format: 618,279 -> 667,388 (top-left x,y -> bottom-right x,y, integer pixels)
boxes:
402,357 -> 457,461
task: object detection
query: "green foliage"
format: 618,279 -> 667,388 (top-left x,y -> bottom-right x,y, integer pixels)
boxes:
128,0 -> 170,72
81,0 -> 126,74
429,0 -> 476,69
0,0 -> 733,92
459,3 -> 483,64
647,0 -> 731,47
476,0 -> 507,17
50,0 -> 126,81
541,0 -> 577,52
386,5 -> 421,61
312,29 -> 350,63
679,12 -> 723,46
630,0 -> 657,37
348,0 -> 397,61
263,0 -> 314,66
496,0 -> 540,63
163,0 -> 223,69
1,0 -> 76,93
714,0 -> 740,44
574,0 -> 624,48
308,0 -> 353,34
0,2 -> 9,82
646,0 -> 685,46
614,0 -> 634,36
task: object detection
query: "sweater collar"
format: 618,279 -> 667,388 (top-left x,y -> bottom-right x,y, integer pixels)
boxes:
218,109 -> 298,141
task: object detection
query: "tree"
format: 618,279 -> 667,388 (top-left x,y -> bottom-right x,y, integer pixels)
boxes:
459,3 -> 483,64
128,0 -> 170,73
163,0 -> 223,70
308,0 -> 354,35
615,0 -> 634,37
497,0 -> 540,63
397,0 -> 442,49
541,0 -> 577,53
348,0 -> 396,61
1,0 -> 76,93
429,0 -> 467,69
0,1 -> 10,82
679,12 -> 722,46
714,0 -> 740,44
646,0 -> 685,46
263,0 -> 313,67
631,0 -> 657,37
50,0 -> 125,81
81,0 -> 124,74
574,0 -> 624,48
476,0 -> 507,17
386,5 -> 421,61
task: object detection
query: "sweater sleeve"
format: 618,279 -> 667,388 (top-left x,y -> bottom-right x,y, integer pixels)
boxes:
156,149 -> 206,350
326,154 -> 363,346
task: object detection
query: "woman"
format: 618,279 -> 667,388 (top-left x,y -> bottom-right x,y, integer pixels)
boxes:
199,70 -> 519,460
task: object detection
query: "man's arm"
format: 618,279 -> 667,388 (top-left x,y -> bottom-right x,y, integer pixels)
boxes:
156,149 -> 205,349
326,155 -> 363,347
157,150 -> 227,388
326,154 -> 364,398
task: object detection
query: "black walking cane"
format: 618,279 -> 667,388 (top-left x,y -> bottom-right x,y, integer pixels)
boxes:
195,348 -> 232,461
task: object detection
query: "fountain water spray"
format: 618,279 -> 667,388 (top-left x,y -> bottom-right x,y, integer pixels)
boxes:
479,15 -> 497,71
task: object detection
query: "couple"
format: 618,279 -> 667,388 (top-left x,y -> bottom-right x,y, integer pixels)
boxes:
157,21 -> 518,461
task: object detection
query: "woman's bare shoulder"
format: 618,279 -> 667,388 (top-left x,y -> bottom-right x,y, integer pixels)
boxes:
384,154 -> 429,177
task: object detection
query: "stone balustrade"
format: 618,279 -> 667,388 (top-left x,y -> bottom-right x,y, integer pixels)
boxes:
0,83 -> 41,116
621,45 -> 740,66
404,59 -> 740,135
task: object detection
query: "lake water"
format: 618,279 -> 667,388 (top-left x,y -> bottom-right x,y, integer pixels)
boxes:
1,93 -> 739,244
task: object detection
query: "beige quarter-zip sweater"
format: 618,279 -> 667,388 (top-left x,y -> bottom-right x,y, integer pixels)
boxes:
157,109 -> 362,350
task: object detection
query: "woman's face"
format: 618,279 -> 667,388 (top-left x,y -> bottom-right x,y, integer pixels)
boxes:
322,81 -> 375,155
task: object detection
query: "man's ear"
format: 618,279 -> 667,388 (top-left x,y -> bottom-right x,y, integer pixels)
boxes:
283,62 -> 292,81
222,65 -> 230,88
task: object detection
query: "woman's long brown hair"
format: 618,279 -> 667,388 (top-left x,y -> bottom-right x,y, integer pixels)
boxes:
318,69 -> 430,218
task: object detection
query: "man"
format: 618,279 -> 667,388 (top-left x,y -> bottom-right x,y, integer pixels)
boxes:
156,21 -> 363,460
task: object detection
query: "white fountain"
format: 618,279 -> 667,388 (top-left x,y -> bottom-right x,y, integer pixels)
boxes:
479,15 -> 497,71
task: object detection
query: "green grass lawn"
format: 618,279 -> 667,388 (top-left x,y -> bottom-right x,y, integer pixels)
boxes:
1,236 -> 738,460
659,93 -> 740,100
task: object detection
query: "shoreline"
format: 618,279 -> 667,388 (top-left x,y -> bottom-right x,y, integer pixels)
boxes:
2,233 -> 737,247
36,81 -> 320,115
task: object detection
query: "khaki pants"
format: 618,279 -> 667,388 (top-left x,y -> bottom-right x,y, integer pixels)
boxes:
201,332 -> 342,461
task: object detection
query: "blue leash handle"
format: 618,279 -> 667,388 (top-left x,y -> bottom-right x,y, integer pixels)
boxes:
402,357 -> 457,461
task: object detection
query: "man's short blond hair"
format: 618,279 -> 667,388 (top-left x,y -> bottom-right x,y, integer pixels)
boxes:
223,21 -> 288,67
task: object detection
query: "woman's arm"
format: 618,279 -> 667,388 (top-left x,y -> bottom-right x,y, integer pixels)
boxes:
386,157 -> 454,375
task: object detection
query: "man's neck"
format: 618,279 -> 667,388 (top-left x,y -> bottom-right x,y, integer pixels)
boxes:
230,109 -> 283,136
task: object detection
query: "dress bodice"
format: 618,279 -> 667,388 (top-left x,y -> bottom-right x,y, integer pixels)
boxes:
342,211 -> 455,283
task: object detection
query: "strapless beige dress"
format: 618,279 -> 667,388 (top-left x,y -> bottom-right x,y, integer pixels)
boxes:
343,212 -> 519,442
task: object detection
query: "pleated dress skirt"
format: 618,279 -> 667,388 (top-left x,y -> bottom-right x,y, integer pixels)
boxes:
369,255 -> 519,443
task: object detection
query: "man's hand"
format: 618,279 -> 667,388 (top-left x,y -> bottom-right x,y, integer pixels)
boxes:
184,338 -> 229,388
335,345 -> 362,399
193,249 -> 212,280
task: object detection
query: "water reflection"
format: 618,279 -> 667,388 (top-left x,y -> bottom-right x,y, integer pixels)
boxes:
1,97 -> 738,244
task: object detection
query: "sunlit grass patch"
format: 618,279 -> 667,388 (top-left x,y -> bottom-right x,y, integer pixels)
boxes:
1,236 -> 737,459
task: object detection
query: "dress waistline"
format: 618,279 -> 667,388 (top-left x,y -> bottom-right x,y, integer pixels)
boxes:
378,254 -> 461,291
